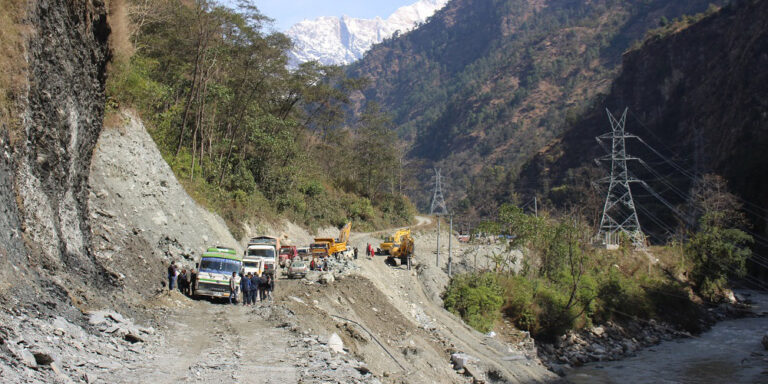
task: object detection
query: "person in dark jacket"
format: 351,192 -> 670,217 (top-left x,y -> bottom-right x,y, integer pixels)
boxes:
250,273 -> 260,302
354,247 -> 358,260
240,272 -> 251,306
178,269 -> 189,295
190,268 -> 197,296
167,261 -> 176,291
259,274 -> 268,301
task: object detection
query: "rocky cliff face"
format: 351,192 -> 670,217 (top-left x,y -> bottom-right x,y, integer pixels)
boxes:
0,0 -> 110,295
519,0 -> 768,236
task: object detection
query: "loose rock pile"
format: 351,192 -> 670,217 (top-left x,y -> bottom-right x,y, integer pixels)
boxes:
538,320 -> 688,374
0,306 -> 155,383
302,256 -> 359,284
292,333 -> 380,384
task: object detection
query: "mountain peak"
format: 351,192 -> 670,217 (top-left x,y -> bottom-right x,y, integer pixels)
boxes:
286,0 -> 449,67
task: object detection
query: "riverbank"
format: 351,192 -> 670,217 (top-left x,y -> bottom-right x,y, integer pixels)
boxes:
560,291 -> 768,383
538,295 -> 758,376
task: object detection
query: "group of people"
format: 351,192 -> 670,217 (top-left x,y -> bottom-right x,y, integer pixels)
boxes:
167,260 -> 197,296
231,271 -> 273,305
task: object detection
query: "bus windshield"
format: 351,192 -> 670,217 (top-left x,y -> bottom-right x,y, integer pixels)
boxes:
247,248 -> 275,258
199,257 -> 241,274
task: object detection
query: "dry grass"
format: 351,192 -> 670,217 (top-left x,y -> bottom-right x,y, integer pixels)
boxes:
107,0 -> 133,62
0,0 -> 28,143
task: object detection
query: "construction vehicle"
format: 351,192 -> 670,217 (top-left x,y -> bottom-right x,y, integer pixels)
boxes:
312,223 -> 352,258
381,228 -> 414,266
194,247 -> 242,299
379,228 -> 411,255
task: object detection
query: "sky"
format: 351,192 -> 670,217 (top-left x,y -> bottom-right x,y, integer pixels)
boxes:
243,0 -> 418,31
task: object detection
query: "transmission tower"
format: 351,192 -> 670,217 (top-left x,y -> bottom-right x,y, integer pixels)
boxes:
430,168 -> 448,216
596,108 -> 646,248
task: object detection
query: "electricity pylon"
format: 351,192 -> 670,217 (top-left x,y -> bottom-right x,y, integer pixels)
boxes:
429,168 -> 448,216
596,108 -> 646,248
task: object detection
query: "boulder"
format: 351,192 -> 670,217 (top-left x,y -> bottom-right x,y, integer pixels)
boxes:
124,333 -> 144,343
32,350 -> 55,365
327,333 -> 345,354
19,348 -> 38,368
319,273 -> 335,285
451,353 -> 475,370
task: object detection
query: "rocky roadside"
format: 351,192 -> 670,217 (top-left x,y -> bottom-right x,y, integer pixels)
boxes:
0,302 -> 158,383
251,302 -> 380,384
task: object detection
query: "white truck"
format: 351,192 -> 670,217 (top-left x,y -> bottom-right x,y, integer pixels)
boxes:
244,236 -> 280,277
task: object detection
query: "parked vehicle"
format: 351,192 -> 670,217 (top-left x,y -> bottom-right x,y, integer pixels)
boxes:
279,245 -> 298,267
297,247 -> 310,260
194,247 -> 241,299
287,260 -> 308,279
245,236 -> 280,277
312,223 -> 351,258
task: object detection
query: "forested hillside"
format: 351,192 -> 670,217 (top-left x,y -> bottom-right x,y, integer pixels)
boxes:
348,0 -> 724,218
108,0 -> 415,235
518,0 -> 768,244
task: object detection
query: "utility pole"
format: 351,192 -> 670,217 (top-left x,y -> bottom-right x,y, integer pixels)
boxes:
436,217 -> 440,267
430,168 -> 449,267
596,108 -> 645,248
448,214 -> 453,276
534,196 -> 538,218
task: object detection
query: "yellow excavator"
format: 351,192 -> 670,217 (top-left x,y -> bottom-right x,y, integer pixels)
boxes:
380,228 -> 414,266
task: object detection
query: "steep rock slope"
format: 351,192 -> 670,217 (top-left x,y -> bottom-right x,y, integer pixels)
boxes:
88,111 -> 241,296
519,0 -> 768,236
348,0 -> 724,212
287,0 -> 448,66
0,0 -> 110,300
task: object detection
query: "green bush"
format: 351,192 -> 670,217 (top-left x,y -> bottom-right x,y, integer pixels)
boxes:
500,276 -> 537,332
444,273 -> 504,333
594,269 -> 653,323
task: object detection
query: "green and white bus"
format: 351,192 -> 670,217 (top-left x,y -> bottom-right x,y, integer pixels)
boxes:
194,247 -> 242,299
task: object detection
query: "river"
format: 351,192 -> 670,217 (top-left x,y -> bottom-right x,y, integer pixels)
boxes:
565,292 -> 768,384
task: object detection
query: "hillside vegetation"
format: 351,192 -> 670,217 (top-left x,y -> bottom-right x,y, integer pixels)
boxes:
348,0 -> 724,218
107,0 -> 415,236
518,0 -> 768,246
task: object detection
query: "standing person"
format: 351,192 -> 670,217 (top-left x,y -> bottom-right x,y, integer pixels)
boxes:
178,269 -> 188,295
190,268 -> 197,297
265,275 -> 273,301
167,261 -> 176,291
310,258 -> 316,271
241,272 -> 252,306
250,273 -> 260,303
259,274 -> 268,302
229,272 -> 238,305
354,247 -> 358,260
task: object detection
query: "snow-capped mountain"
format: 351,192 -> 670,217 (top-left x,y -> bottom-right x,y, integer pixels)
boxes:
286,0 -> 449,67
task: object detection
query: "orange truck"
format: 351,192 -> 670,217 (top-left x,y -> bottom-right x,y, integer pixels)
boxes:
311,223 -> 351,259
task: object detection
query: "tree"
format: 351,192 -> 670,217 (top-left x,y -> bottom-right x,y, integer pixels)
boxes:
354,102 -> 399,201
685,174 -> 753,302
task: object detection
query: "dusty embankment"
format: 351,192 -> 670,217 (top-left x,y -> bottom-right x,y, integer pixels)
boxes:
270,221 -> 559,384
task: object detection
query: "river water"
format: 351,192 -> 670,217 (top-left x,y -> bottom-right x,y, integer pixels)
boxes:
566,292 -> 768,384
